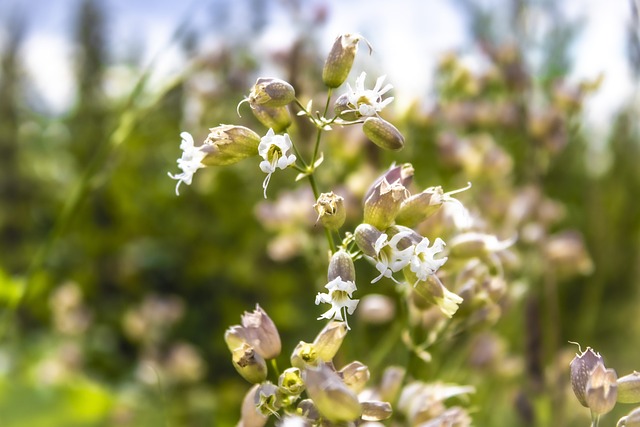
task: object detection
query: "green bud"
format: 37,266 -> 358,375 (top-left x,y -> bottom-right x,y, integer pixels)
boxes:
314,192 -> 346,230
327,250 -> 356,283
248,77 -> 295,108
407,273 -> 463,318
313,321 -> 348,362
395,190 -> 442,228
362,117 -> 405,151
252,104 -> 292,133
231,343 -> 268,384
279,367 -> 305,397
291,341 -> 318,369
618,372 -> 640,404
322,34 -> 365,88
201,125 -> 260,166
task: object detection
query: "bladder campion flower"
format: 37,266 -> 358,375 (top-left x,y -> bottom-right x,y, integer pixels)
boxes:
408,237 -> 448,284
258,129 -> 296,198
371,229 -> 414,284
168,132 -> 209,195
344,72 -> 394,118
315,277 -> 359,327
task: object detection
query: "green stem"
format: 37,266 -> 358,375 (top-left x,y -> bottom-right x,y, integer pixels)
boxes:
270,358 -> 281,378
591,412 -> 600,427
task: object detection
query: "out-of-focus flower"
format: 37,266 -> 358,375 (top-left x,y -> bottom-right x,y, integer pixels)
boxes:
258,129 -> 296,198
168,132 -> 209,195
277,414 -> 310,427
343,72 -> 394,117
397,381 -> 475,426
618,406 -> 640,427
238,384 -> 268,427
357,294 -> 395,324
339,361 -> 370,393
361,401 -> 393,422
304,363 -> 362,423
448,232 -> 516,259
618,372 -> 640,404
410,275 -> 463,318
396,183 -> 472,229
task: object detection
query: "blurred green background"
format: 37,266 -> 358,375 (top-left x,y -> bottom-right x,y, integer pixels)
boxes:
0,0 -> 639,426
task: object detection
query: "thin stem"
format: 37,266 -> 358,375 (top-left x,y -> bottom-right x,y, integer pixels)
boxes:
270,358 -> 281,378
591,412 -> 600,427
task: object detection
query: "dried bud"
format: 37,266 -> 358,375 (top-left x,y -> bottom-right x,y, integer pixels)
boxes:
327,249 -> 356,283
339,361 -> 370,393
252,104 -> 292,133
232,343 -> 268,384
361,401 -> 393,421
247,77 -> 295,108
322,33 -> 366,88
279,367 -> 305,397
618,372 -> 640,404
304,363 -> 362,422
334,93 -> 359,121
354,223 -> 384,258
570,346 -> 618,415
200,125 -> 260,166
363,178 -> 409,230
362,117 -> 405,151
618,407 -> 640,427
238,384 -> 268,427
314,192 -> 346,230
313,321 -> 348,362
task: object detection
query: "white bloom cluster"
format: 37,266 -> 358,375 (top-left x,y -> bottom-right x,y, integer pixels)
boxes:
344,72 -> 394,117
167,132 -> 210,195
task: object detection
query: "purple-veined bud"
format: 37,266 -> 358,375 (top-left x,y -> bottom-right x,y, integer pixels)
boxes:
327,249 -> 356,283
363,117 -> 405,151
570,346 -> 618,415
354,223 -> 384,258
322,33 -> 367,88
363,178 -> 409,230
238,304 -> 282,359
246,77 -> 295,108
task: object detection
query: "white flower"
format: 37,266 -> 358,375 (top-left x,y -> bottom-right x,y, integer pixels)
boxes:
371,230 -> 414,284
167,132 -> 209,196
277,415 -> 308,427
258,128 -> 297,198
409,237 -> 448,284
315,277 -> 359,326
344,72 -> 394,117
434,182 -> 473,230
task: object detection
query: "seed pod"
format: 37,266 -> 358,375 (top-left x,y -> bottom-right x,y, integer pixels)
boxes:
252,104 -> 292,133
363,117 -> 404,151
327,249 -> 356,283
248,77 -> 295,108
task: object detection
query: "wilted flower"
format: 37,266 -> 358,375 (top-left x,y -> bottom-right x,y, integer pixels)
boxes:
343,72 -> 394,117
314,192 -> 346,230
339,361 -> 370,393
279,367 -> 305,397
168,132 -> 209,195
360,401 -> 393,422
258,129 -> 297,198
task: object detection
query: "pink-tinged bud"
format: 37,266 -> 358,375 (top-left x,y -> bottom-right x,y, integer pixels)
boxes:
252,104 -> 292,133
361,401 -> 393,421
571,347 -> 605,408
238,304 -> 281,359
247,77 -> 295,108
200,125 -> 260,166
327,249 -> 356,283
304,363 -> 362,422
339,361 -> 370,393
570,346 -> 618,415
618,372 -> 640,404
322,33 -> 367,88
314,192 -> 346,230
363,117 -> 405,151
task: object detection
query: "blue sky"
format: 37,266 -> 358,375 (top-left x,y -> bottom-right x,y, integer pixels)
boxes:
0,0 -> 634,132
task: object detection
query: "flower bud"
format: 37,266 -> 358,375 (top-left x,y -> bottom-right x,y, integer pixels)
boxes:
379,366 -> 405,403
363,178 -> 408,230
354,223 -> 383,258
618,407 -> 640,427
232,343 -> 268,384
407,274 -> 463,318
571,347 -> 604,407
252,105 -> 292,133
231,304 -> 281,360
618,372 -> 640,404
586,362 -> 618,416
361,401 -> 393,421
322,33 -> 365,88
334,93 -> 358,121
362,117 -> 405,151
339,361 -> 370,393
314,192 -> 346,230
304,363 -> 362,422
327,249 -> 356,282
247,78 -> 295,108
279,367 -> 305,397
313,321 -> 348,361
200,125 -> 260,166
